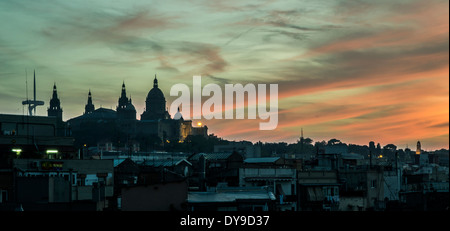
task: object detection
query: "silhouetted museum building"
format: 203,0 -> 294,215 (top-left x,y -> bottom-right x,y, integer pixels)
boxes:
1,74 -> 207,163
67,76 -> 208,150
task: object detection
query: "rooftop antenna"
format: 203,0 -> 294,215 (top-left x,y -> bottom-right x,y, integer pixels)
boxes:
299,127 -> 304,143
23,69 -> 28,116
22,69 -> 44,116
26,70 -> 28,99
299,127 -> 304,153
33,70 -> 36,115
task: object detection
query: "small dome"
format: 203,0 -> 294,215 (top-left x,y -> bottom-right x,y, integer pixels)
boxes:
173,108 -> 183,120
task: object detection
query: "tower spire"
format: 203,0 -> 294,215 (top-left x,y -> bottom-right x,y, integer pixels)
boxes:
416,141 -> 421,155
121,81 -> 127,97
153,74 -> 158,88
118,82 -> 129,109
299,128 -> 304,142
85,89 -> 95,114
299,128 -> 305,152
52,82 -> 58,98
48,82 -> 62,120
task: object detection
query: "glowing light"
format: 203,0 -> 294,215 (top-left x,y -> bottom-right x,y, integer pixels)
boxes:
197,122 -> 202,127
46,150 -> 58,154
12,148 -> 22,155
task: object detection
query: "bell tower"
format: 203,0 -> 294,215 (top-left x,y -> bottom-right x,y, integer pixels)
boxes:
47,83 -> 63,120
84,90 -> 95,115
416,141 -> 421,155
117,82 -> 136,120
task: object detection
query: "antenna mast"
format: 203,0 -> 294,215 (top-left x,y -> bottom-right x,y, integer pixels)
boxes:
22,69 -> 44,116
33,70 -> 37,115
25,69 -> 28,101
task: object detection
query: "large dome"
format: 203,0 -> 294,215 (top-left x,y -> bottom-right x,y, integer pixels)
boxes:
141,75 -> 167,120
147,86 -> 165,100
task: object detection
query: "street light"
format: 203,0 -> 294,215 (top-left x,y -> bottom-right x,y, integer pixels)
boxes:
46,149 -> 58,159
12,148 -> 22,156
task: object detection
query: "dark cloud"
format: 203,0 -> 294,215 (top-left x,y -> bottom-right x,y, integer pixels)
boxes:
271,22 -> 448,93
267,21 -> 322,32
78,58 -> 145,67
262,29 -> 309,42
429,122 -> 449,129
199,0 -> 277,12
224,28 -> 255,46
34,5 -> 229,75
113,10 -> 181,32
206,75 -> 232,85
37,7 -> 180,57
156,56 -> 180,73
112,36 -> 164,54
176,42 -> 228,75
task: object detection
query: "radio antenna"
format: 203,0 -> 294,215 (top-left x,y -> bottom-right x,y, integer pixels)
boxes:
25,69 -> 28,102
22,69 -> 44,116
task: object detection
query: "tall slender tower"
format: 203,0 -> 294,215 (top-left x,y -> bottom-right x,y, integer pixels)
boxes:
117,82 -> 136,120
416,141 -> 421,155
118,81 -> 129,110
299,128 -> 304,142
47,83 -> 63,120
84,90 -> 95,114
299,128 -> 304,153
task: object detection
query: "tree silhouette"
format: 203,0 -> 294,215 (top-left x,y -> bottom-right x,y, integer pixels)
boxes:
327,138 -> 342,146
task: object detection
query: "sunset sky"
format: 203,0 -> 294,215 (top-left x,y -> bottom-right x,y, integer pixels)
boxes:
0,0 -> 448,150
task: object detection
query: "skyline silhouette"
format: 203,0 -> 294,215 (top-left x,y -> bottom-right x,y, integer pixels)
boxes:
3,75 -> 447,152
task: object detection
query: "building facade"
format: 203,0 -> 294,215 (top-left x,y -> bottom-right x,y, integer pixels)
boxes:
68,75 -> 208,151
0,159 -> 114,211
